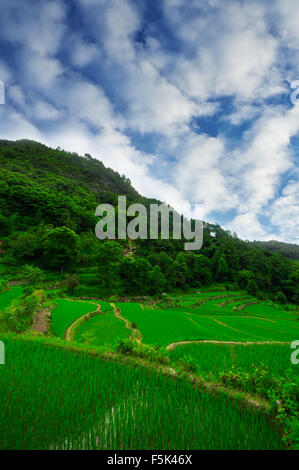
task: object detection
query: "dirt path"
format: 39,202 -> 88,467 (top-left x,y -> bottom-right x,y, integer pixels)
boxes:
29,308 -> 51,334
166,339 -> 290,351
64,302 -> 101,341
111,303 -> 142,343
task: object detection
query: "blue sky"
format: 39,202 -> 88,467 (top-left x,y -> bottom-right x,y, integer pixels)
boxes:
0,0 -> 298,243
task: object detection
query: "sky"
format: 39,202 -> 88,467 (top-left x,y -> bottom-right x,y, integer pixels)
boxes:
0,0 -> 298,243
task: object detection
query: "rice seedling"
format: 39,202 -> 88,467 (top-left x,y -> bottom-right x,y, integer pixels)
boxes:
51,299 -> 96,338
0,333 -> 284,450
118,301 -> 298,345
0,287 -> 23,312
168,342 -> 297,380
75,310 -> 130,347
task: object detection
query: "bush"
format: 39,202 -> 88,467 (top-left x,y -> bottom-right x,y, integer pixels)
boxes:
246,279 -> 258,297
0,279 -> 9,293
178,355 -> 197,373
63,274 -> 79,295
0,292 -> 40,332
219,364 -> 299,448
23,285 -> 35,297
115,338 -> 170,365
275,291 -> 287,305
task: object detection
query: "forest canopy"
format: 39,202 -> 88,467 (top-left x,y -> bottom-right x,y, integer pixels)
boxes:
0,139 -> 298,303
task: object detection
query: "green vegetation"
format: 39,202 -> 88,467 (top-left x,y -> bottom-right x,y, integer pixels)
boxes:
0,140 -> 298,450
0,140 -> 298,303
168,343 -> 295,379
0,333 -> 284,450
118,292 -> 298,346
51,299 -> 96,338
75,308 -> 130,347
0,286 -> 23,311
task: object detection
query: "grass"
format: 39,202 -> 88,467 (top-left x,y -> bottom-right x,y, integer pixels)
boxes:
51,299 -> 96,338
0,333 -> 284,450
0,286 -> 23,312
75,309 -> 130,347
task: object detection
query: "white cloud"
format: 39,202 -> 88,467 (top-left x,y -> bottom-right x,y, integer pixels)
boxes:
235,104 -> 299,213
33,100 -> 61,120
0,0 -> 298,242
163,0 -> 280,104
70,39 -> 99,67
0,0 -> 67,56
227,212 -> 275,241
0,108 -> 42,141
22,52 -> 64,90
270,177 -> 299,243
174,133 -> 237,216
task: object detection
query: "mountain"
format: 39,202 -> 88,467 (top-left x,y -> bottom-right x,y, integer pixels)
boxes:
252,240 -> 299,261
0,139 -> 297,303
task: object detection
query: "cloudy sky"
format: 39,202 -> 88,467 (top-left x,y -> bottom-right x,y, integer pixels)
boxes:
0,0 -> 298,243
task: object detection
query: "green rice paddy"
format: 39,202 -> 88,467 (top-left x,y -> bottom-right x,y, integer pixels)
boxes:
75,309 -> 130,347
117,293 -> 298,346
168,342 -> 297,380
51,299 -> 96,338
0,286 -> 23,311
1,287 -> 296,450
0,333 -> 284,450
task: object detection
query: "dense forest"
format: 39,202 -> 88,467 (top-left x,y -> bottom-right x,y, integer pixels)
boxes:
252,240 -> 299,261
0,139 -> 298,304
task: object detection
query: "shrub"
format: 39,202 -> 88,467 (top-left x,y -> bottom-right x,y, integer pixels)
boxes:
178,355 -> 197,373
219,364 -> 299,448
0,279 -> 9,293
0,292 -> 40,332
115,338 -> 170,365
275,291 -> 287,305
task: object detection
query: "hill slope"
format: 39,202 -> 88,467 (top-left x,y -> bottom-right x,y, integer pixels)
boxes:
252,240 -> 299,261
0,139 -> 297,303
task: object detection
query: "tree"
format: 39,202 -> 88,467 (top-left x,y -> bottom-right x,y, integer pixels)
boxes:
275,291 -> 287,305
237,270 -> 254,289
0,213 -> 9,236
246,279 -> 258,297
63,274 -> 79,295
22,264 -> 45,286
98,240 -> 122,294
148,265 -> 165,295
216,256 -> 229,281
120,256 -> 152,295
173,252 -> 188,289
42,226 -> 79,272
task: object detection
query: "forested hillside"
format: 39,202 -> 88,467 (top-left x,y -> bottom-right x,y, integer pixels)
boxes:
252,240 -> 299,261
0,140 -> 298,303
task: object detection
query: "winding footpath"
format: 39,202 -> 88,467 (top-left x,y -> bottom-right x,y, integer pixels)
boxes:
166,339 -> 290,351
64,300 -> 102,341
110,302 -> 142,343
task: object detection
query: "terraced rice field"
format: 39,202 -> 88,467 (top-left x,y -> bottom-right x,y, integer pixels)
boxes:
0,333 -> 284,450
75,306 -> 130,347
0,286 -> 23,311
118,292 -> 298,346
51,299 -> 97,338
243,302 -> 297,320
168,342 -> 297,379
